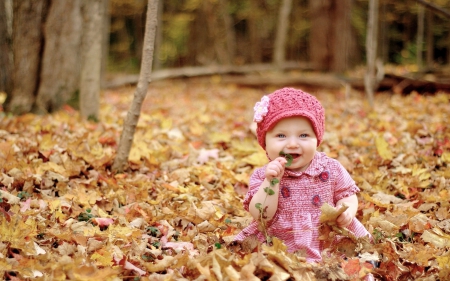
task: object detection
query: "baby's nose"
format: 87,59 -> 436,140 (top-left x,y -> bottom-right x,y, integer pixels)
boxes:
286,137 -> 299,148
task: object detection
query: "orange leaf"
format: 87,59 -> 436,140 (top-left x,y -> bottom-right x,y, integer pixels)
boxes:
342,258 -> 361,276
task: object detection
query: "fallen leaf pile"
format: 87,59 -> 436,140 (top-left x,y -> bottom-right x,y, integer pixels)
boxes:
0,79 -> 449,280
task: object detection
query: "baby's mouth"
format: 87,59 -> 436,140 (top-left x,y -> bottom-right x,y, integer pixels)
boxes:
289,153 -> 300,160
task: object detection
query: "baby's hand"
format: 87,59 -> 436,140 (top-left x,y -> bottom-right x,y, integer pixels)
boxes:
336,205 -> 354,227
265,157 -> 287,182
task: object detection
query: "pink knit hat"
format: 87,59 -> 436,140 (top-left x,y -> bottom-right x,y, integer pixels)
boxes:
253,87 -> 325,148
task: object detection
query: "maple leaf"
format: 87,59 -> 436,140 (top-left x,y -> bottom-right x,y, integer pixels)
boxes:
375,134 -> 393,160
196,148 -> 219,164
319,202 -> 348,224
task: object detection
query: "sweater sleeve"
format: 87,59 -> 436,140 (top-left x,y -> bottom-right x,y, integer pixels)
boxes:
332,160 -> 360,202
242,167 -> 266,211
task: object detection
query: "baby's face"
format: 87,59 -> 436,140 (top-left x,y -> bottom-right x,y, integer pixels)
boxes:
265,116 -> 317,172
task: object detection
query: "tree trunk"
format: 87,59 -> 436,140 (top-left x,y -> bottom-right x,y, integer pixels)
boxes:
0,0 -> 13,95
79,0 -> 105,120
364,0 -> 379,107
112,0 -> 158,172
5,0 -> 47,114
153,0 -> 163,69
248,0 -> 262,63
379,1 -> 388,64
417,4 -> 424,70
101,0 -> 111,87
219,0 -> 236,64
203,0 -> 230,65
309,0 -> 332,70
35,0 -> 82,113
273,0 -> 292,70
331,0 -> 352,72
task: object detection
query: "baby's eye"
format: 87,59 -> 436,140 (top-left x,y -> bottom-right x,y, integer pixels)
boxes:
276,134 -> 286,138
300,134 -> 308,138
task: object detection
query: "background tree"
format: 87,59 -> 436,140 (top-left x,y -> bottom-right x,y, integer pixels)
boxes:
5,0 -> 47,114
79,0 -> 107,120
35,0 -> 82,114
112,0 -> 158,172
309,0 -> 355,72
3,0 -> 107,116
273,0 -> 292,70
0,0 -> 13,96
365,0 -> 379,107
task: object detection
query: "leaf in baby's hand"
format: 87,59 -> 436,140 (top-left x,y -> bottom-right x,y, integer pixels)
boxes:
255,203 -> 262,210
320,203 -> 348,224
279,151 -> 293,167
270,178 -> 279,186
264,187 -> 275,195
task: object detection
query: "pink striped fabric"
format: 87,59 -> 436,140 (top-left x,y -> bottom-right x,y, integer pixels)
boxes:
234,152 -> 371,262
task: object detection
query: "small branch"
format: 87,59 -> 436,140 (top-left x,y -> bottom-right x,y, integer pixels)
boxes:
415,0 -> 450,18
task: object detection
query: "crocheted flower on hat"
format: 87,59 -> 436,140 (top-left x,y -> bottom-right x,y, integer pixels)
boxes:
253,96 -> 270,122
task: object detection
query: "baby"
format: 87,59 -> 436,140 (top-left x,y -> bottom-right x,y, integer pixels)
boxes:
234,87 -> 371,262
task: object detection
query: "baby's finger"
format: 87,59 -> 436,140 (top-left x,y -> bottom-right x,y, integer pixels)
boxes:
275,157 -> 288,166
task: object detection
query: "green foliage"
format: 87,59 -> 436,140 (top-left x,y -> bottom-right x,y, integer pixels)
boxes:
393,42 -> 419,65
77,209 -> 94,222
17,191 -> 30,201
88,114 -> 99,123
159,14 -> 193,66
147,226 -> 161,237
66,90 -> 79,110
279,151 -> 292,167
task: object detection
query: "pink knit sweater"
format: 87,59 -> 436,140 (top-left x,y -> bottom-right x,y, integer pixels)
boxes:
234,152 -> 371,262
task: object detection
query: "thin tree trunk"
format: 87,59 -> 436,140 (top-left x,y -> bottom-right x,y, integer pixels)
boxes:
415,0 -> 450,18
79,0 -> 105,120
364,0 -> 379,107
112,0 -> 158,172
273,0 -> 292,70
35,0 -> 82,113
426,9 -> 434,69
6,0 -> 47,114
417,4 -> 424,70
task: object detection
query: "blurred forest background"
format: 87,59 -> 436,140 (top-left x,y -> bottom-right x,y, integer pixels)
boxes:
1,0 -> 450,116
107,0 -> 450,70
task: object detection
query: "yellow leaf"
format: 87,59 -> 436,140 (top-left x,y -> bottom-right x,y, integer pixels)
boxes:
437,255 -> 450,269
72,265 -> 120,281
161,117 -> 173,129
0,215 -> 38,254
231,139 -> 259,154
421,228 -> 450,248
241,151 -> 267,166
49,199 -> 61,212
210,132 -> 231,143
319,203 -> 348,224
441,152 -> 450,163
35,162 -> 67,176
91,251 -> 114,266
189,121 -> 205,136
375,134 -> 393,160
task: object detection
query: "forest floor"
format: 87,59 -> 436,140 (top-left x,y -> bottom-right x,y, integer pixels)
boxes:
1,77 -> 450,280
